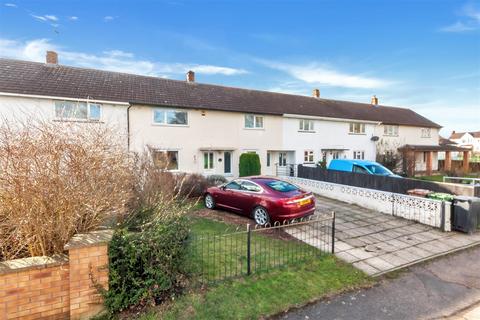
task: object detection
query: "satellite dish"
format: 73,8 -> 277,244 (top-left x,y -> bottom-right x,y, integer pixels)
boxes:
371,136 -> 380,142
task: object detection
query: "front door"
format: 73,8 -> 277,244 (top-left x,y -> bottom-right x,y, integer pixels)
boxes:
224,151 -> 232,174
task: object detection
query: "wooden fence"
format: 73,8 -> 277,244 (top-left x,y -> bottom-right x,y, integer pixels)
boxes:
296,165 -> 480,197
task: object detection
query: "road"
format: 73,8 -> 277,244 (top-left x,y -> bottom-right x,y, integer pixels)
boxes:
277,246 -> 480,320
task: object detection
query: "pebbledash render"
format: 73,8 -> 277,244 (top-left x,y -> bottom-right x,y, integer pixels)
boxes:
0,52 -> 443,177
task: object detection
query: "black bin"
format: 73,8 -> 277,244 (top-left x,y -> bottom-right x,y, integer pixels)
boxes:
452,196 -> 480,234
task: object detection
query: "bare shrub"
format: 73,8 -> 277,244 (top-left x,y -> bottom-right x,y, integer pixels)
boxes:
0,119 -> 135,261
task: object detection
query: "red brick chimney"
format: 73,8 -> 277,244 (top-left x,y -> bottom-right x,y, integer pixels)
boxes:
312,88 -> 320,98
46,51 -> 58,64
371,95 -> 379,106
186,70 -> 195,82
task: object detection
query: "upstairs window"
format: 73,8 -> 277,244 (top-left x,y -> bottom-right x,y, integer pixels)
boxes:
245,114 -> 264,129
421,128 -> 431,138
349,122 -> 365,134
299,119 -> 314,132
384,125 -> 399,136
154,108 -> 188,125
55,101 -> 101,121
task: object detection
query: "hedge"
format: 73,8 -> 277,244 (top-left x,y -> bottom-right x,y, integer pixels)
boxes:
239,153 -> 261,177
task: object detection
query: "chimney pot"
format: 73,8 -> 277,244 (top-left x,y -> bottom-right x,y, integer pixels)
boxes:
186,70 -> 195,82
46,51 -> 58,64
371,95 -> 379,105
312,88 -> 320,98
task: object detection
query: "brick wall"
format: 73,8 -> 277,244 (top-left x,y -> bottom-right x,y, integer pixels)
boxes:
0,230 -> 113,320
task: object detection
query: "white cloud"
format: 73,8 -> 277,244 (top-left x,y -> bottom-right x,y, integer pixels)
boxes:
4,3 -> 17,7
104,16 -> 114,22
260,60 -> 391,89
0,38 -> 248,77
440,3 -> 480,32
440,21 -> 475,32
68,16 -> 78,21
30,14 -> 58,23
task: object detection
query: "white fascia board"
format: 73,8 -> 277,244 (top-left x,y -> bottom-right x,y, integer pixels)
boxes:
283,113 -> 381,125
0,92 -> 130,106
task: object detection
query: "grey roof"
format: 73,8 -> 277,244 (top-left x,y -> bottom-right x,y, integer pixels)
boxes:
0,58 -> 441,128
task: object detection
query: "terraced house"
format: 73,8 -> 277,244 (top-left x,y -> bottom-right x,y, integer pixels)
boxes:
0,52 -> 444,177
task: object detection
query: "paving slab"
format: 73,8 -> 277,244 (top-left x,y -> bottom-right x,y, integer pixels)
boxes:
289,195 -> 480,276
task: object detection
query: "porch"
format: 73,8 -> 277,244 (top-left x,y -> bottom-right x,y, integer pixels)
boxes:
398,144 -> 471,177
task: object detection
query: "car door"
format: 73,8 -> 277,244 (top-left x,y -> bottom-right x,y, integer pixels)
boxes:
214,180 -> 243,212
237,180 -> 263,215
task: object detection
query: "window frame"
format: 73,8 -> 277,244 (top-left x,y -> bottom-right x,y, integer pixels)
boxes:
349,122 -> 366,135
152,150 -> 179,171
203,151 -> 215,170
54,100 -> 102,121
303,150 -> 314,163
153,107 -> 189,126
244,114 -> 264,129
353,151 -> 365,160
421,128 -> 432,138
383,125 -> 399,137
299,119 -> 315,132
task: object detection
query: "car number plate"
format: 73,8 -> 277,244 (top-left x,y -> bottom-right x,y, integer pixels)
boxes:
299,198 -> 311,206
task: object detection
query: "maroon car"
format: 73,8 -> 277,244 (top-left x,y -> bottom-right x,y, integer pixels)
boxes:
204,177 -> 315,225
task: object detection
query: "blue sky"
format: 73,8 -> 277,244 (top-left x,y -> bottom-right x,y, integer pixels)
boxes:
0,0 -> 479,136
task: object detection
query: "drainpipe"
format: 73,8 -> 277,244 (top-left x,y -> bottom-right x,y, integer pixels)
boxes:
126,104 -> 132,152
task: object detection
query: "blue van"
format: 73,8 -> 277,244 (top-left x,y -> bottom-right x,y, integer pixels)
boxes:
328,159 -> 401,177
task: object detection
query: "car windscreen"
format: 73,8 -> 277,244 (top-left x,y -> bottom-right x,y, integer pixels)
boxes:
265,180 -> 299,192
365,164 -> 392,175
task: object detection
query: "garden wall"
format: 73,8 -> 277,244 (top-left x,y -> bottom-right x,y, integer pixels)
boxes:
0,230 -> 112,320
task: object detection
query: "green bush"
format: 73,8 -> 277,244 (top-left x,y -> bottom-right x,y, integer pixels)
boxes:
206,174 -> 228,186
104,211 -> 191,313
239,153 -> 261,177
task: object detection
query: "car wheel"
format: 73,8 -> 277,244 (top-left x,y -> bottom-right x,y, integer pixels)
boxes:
204,193 -> 215,209
252,206 -> 270,226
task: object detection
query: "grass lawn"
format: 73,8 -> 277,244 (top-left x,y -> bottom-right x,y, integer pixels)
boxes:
136,217 -> 373,320
416,174 -> 479,183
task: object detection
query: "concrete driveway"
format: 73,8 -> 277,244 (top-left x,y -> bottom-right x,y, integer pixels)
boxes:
286,195 -> 480,276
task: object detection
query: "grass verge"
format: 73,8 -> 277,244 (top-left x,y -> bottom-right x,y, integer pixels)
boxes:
136,217 -> 373,319
141,256 -> 372,320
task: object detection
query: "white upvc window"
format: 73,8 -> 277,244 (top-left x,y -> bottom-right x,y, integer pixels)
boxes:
203,152 -> 214,170
299,119 -> 314,132
152,150 -> 179,170
353,151 -> 365,160
153,108 -> 188,125
304,150 -> 314,163
384,125 -> 399,136
244,114 -> 264,129
349,122 -> 366,134
421,128 -> 431,138
54,101 -> 101,121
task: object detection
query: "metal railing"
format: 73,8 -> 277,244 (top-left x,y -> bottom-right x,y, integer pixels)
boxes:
275,163 -> 298,177
189,213 -> 335,283
443,176 -> 480,185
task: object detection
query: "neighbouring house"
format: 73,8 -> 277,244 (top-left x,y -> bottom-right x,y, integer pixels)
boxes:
449,131 -> 480,157
0,52 -> 454,177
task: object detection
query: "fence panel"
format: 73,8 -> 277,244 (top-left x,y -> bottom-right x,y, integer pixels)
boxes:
284,176 -> 451,231
294,165 -> 475,197
190,214 -> 334,284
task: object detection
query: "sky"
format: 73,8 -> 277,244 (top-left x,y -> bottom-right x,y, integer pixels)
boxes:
0,0 -> 479,136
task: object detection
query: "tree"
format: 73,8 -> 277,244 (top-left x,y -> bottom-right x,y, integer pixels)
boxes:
239,153 -> 261,177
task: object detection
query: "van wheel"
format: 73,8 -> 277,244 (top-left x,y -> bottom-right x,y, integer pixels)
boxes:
252,206 -> 270,225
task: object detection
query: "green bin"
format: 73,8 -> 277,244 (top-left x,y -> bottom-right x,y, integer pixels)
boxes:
427,192 -> 455,202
